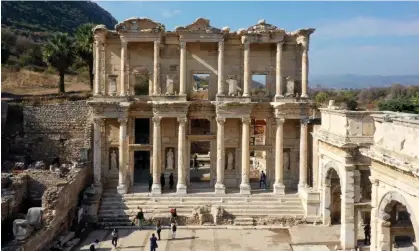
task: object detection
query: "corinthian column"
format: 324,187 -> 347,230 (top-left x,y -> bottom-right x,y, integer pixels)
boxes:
242,38 -> 250,97
93,118 -> 104,186
217,41 -> 225,96
120,39 -> 127,96
117,117 -> 128,194
177,117 -> 187,194
215,117 -> 225,194
179,41 -> 186,96
152,117 -> 162,194
273,118 -> 285,194
300,39 -> 309,98
240,117 -> 251,194
275,42 -> 284,98
153,40 -> 161,95
94,40 -> 101,96
299,119 -> 308,190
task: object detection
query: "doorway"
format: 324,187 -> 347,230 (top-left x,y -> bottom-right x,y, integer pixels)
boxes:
189,141 -> 211,188
133,151 -> 150,184
249,150 -> 268,190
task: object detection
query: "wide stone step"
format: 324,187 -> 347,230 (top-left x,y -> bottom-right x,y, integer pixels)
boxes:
234,217 -> 255,226
98,204 -> 302,211
100,197 -> 302,203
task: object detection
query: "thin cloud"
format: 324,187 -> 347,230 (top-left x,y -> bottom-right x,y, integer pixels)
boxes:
161,9 -> 181,18
315,17 -> 419,38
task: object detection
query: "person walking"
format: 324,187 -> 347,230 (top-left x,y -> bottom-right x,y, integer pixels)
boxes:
156,220 -> 162,240
169,173 -> 174,190
136,207 -> 145,230
148,173 -> 153,192
171,222 -> 177,239
111,229 -> 118,247
260,170 -> 267,190
160,173 -> 166,191
170,208 -> 178,223
364,223 -> 371,245
150,233 -> 158,251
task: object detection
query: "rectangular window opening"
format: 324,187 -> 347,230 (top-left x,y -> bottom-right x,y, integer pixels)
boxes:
191,73 -> 209,100
252,74 -> 268,96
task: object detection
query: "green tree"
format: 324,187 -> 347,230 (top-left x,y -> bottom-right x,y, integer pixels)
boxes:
315,91 -> 329,105
42,32 -> 75,93
377,97 -> 416,114
74,23 -> 95,89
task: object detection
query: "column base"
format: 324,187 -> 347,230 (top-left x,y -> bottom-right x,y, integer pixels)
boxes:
117,184 -> 127,194
176,184 -> 187,194
240,183 -> 251,195
214,183 -> 225,194
298,183 -> 308,192
273,182 -> 286,195
151,184 -> 162,195
300,94 -> 308,98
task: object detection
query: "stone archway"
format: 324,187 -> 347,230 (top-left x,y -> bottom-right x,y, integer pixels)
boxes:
322,161 -> 342,226
375,191 -> 418,251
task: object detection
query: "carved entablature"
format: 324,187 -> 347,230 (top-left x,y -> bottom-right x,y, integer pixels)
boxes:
151,102 -> 189,118
115,17 -> 166,33
176,18 -> 224,34
215,103 -> 252,119
238,20 -> 286,44
92,24 -> 109,42
290,28 -> 316,50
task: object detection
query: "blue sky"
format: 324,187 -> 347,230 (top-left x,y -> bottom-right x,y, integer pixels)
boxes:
96,1 -> 419,76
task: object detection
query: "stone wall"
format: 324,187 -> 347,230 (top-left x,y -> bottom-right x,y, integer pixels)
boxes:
22,100 -> 92,163
1,173 -> 28,222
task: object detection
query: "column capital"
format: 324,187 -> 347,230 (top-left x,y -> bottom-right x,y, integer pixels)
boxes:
154,40 -> 161,47
118,117 -> 128,124
177,117 -> 187,124
300,118 -> 310,126
369,177 -> 379,186
93,117 -> 104,126
218,40 -> 224,52
275,117 -> 285,125
242,117 -> 251,124
152,116 -> 162,126
179,40 -> 186,49
216,117 -> 225,124
297,36 -> 309,51
121,39 -> 128,48
276,41 -> 285,50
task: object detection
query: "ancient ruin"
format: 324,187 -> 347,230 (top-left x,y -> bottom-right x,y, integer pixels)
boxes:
1,17 -> 418,251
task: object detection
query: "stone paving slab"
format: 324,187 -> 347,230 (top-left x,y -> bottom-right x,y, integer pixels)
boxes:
288,225 -> 340,245
74,228 -> 334,251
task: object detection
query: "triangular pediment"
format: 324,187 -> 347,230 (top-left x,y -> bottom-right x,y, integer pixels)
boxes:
115,17 -> 165,33
176,18 -> 222,34
246,19 -> 285,34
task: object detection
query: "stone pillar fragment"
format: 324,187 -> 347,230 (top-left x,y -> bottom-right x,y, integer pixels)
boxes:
340,170 -> 356,250
217,41 -> 225,96
215,117 -> 225,194
120,40 -> 127,96
94,40 -> 101,96
242,38 -> 250,97
299,119 -> 308,189
93,118 -> 104,186
240,117 -> 251,194
152,117 -> 162,194
153,40 -> 160,95
179,41 -> 186,96
177,117 -> 187,194
300,39 -> 309,98
275,42 -> 284,98
117,117 -> 128,194
273,118 -> 285,194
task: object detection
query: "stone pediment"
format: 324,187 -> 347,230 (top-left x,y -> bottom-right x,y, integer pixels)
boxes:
244,19 -> 285,34
115,17 -> 165,33
176,18 -> 225,34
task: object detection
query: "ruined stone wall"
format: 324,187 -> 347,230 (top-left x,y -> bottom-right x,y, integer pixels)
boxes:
1,173 -> 28,222
22,100 -> 92,163
17,166 -> 92,251
25,171 -> 66,206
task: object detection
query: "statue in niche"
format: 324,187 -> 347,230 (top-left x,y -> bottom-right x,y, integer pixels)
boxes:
283,150 -> 290,170
227,76 -> 241,96
166,148 -> 174,170
166,75 -> 175,95
227,152 -> 234,170
285,76 -> 295,97
111,150 -> 118,170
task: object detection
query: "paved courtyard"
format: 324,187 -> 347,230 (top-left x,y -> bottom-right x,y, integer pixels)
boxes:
76,225 -> 341,251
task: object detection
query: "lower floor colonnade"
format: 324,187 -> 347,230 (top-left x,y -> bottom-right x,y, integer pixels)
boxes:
92,115 -> 312,195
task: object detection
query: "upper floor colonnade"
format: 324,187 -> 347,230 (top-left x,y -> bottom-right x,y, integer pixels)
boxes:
92,17 -> 315,100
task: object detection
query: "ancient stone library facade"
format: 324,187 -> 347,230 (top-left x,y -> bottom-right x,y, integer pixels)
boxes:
88,17 -> 419,250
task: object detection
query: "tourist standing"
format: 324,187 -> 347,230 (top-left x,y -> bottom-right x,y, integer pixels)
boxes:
169,173 -> 174,190
156,220 -> 162,240
148,174 -> 153,192
170,208 -> 178,223
160,173 -> 166,191
171,222 -> 177,239
364,223 -> 371,245
111,229 -> 118,247
260,171 -> 267,190
136,207 -> 145,230
193,154 -> 198,170
150,233 -> 158,251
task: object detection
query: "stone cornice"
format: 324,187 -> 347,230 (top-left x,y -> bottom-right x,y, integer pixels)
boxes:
360,147 -> 419,177
175,17 -> 226,34
313,130 -> 373,148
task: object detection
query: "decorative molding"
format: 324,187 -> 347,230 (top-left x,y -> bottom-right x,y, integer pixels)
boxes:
115,17 -> 165,33
176,18 -> 222,34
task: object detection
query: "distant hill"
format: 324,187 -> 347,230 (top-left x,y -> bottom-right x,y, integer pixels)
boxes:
1,1 -> 117,34
310,74 -> 419,89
